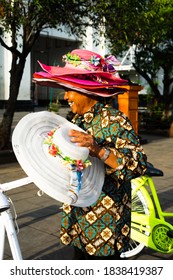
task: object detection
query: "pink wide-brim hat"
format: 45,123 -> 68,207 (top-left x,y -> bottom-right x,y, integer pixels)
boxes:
33,49 -> 128,97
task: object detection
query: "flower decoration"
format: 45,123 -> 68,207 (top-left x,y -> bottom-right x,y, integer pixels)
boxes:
63,52 -> 81,67
62,51 -> 121,75
103,55 -> 120,73
44,129 -> 91,171
90,55 -> 101,66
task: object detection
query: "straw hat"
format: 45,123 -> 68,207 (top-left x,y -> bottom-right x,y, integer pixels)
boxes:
12,111 -> 105,207
33,49 -> 127,97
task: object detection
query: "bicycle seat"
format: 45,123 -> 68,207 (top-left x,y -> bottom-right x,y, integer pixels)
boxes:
145,162 -> 164,177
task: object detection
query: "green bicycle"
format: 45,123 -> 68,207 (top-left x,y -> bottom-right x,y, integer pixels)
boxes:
121,162 -> 173,258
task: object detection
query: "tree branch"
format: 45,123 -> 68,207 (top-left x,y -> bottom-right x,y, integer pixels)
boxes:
133,62 -> 161,99
0,36 -> 22,57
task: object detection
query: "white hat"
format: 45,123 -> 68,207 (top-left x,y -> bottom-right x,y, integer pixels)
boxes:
12,111 -> 105,207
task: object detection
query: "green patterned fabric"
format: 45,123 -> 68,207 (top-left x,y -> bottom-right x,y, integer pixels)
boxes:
60,102 -> 147,256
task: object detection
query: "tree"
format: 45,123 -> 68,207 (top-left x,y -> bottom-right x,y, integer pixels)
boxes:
0,0 -> 91,150
91,0 -> 173,117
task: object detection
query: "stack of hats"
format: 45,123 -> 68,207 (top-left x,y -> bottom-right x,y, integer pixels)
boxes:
33,49 -> 127,97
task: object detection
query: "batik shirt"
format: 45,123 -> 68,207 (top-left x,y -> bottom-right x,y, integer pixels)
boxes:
60,102 -> 147,256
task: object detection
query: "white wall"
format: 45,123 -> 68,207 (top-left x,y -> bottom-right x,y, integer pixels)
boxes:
0,32 -> 31,101
0,44 -> 4,100
0,33 -> 11,101
81,26 -> 106,56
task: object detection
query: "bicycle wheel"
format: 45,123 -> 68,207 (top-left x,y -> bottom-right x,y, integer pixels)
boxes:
120,179 -> 150,258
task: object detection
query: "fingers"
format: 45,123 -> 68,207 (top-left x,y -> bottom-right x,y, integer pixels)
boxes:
68,129 -> 93,148
68,129 -> 83,137
68,130 -> 102,158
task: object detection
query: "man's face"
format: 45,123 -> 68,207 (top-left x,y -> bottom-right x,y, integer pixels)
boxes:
64,90 -> 96,115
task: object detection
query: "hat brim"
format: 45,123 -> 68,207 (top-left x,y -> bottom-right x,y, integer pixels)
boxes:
33,61 -> 127,97
34,72 -> 125,87
33,77 -> 126,97
12,111 -> 105,207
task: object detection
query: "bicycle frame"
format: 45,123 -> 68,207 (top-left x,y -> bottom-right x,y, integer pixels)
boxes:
131,175 -> 173,254
0,177 -> 32,260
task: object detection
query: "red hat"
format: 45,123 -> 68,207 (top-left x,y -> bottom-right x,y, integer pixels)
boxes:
33,49 -> 127,97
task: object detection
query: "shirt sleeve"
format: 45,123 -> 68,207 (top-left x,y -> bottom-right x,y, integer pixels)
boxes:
101,110 -> 147,184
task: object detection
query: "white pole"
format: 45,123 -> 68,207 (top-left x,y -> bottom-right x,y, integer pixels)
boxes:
0,215 -> 6,259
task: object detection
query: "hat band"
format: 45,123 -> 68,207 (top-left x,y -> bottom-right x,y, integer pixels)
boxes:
63,53 -> 120,73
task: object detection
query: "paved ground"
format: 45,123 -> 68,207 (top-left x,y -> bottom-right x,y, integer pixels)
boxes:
0,107 -> 173,260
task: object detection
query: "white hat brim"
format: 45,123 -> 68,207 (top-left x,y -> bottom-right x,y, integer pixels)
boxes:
12,111 -> 105,207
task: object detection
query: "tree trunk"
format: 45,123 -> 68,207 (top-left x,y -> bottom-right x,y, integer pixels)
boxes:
133,63 -> 161,101
0,57 -> 26,150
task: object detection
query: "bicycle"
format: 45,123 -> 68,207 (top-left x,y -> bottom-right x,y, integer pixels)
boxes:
0,177 -> 32,260
121,162 -> 173,258
0,163 -> 173,260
